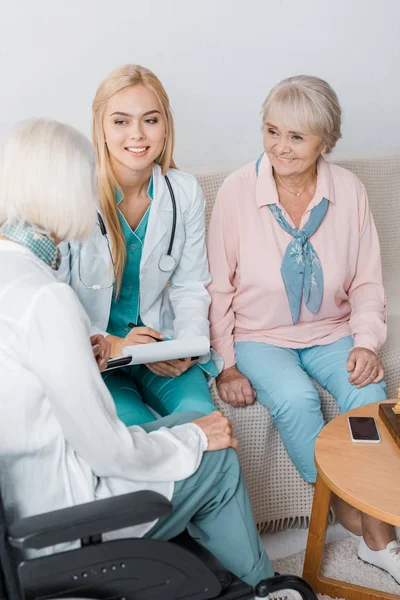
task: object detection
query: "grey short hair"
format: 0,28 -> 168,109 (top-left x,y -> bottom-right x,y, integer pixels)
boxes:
0,119 -> 97,240
262,75 -> 342,153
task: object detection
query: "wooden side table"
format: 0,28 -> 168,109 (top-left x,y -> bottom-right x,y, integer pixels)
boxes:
302,401 -> 400,600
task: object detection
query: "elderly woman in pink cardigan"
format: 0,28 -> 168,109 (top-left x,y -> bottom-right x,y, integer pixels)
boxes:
207,75 -> 400,583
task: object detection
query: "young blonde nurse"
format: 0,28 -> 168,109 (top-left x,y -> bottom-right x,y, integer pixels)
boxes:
60,65 -> 220,426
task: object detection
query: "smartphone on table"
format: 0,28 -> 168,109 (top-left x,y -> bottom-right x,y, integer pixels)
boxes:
348,416 -> 381,444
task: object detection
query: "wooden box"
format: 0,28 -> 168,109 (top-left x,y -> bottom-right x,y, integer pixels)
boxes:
379,403 -> 400,449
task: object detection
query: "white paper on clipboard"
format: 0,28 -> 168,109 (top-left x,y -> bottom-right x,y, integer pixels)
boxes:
121,336 -> 210,366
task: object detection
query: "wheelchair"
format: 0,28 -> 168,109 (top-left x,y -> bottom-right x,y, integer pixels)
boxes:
0,488 -> 317,600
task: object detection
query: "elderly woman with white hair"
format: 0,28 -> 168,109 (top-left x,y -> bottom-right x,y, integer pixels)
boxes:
0,118 -> 304,600
207,75 -> 400,582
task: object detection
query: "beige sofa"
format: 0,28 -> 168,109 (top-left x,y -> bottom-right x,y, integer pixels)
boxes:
195,155 -> 400,532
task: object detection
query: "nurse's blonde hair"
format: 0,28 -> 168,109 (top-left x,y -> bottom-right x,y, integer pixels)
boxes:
92,64 -> 177,294
0,119 -> 97,240
262,75 -> 342,153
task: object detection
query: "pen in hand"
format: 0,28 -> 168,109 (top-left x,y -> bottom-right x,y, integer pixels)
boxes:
127,322 -> 164,342
126,323 -> 197,364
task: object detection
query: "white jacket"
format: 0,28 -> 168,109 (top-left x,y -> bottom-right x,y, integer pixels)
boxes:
0,240 -> 206,551
58,165 -> 222,369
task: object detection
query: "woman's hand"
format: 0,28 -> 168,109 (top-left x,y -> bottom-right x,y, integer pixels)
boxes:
90,334 -> 111,372
146,357 -> 198,378
108,327 -> 164,358
347,347 -> 384,388
216,365 -> 256,407
193,411 -> 238,451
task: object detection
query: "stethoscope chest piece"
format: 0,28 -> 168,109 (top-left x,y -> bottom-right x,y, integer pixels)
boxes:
157,174 -> 177,273
158,254 -> 176,272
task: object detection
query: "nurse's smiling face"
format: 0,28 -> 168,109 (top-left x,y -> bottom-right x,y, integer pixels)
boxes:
103,85 -> 167,177
263,118 -> 324,181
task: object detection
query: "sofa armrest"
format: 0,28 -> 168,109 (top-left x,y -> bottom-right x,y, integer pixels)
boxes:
8,491 -> 171,550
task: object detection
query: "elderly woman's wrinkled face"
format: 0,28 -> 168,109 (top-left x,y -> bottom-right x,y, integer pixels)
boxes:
263,118 -> 325,179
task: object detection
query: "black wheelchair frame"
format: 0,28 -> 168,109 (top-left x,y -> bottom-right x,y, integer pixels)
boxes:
0,488 -> 317,600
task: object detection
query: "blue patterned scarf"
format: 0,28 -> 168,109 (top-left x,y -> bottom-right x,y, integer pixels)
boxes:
2,223 -> 61,271
255,154 -> 328,324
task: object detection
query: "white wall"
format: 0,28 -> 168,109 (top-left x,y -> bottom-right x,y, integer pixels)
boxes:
0,0 -> 399,170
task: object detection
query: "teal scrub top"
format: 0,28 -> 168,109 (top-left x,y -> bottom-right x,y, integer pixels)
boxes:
106,175 -> 218,377
107,177 -> 153,338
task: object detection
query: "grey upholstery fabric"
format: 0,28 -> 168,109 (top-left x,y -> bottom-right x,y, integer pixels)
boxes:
196,156 -> 400,531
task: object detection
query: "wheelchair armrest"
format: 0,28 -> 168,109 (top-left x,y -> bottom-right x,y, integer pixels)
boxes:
8,490 -> 171,550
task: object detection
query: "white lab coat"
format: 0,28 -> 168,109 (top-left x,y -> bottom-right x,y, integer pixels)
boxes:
0,240 -> 206,553
58,165 -> 222,369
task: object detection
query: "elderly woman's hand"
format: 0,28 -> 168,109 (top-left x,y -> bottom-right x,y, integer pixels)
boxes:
216,366 -> 256,407
90,334 -> 112,372
347,347 -> 384,388
193,411 -> 238,451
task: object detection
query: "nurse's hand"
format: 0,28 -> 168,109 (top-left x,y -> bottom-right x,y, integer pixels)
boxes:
90,334 -> 111,372
216,365 -> 256,407
193,411 -> 238,451
108,327 -> 164,358
146,357 -> 198,378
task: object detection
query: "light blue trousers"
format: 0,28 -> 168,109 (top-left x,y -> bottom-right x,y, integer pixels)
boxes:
142,412 -> 274,586
235,336 -> 387,482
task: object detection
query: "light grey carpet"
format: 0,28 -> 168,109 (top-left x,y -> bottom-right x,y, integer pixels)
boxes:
271,537 -> 400,600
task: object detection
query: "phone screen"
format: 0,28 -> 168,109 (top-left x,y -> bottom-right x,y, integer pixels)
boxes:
348,416 -> 380,441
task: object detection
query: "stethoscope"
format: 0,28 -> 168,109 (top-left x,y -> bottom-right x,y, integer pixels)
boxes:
97,174 -> 177,274
79,176 -> 177,290
158,175 -> 177,272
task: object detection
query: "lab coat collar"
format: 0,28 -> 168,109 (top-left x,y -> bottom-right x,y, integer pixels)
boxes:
140,164 -> 173,267
152,164 -> 174,211
93,165 -> 173,269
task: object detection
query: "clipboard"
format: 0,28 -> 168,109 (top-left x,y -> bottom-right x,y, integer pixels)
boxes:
105,336 -> 210,371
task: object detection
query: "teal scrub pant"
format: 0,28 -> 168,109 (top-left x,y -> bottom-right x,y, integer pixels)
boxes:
141,411 -> 274,586
103,364 -> 216,426
235,336 -> 387,483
